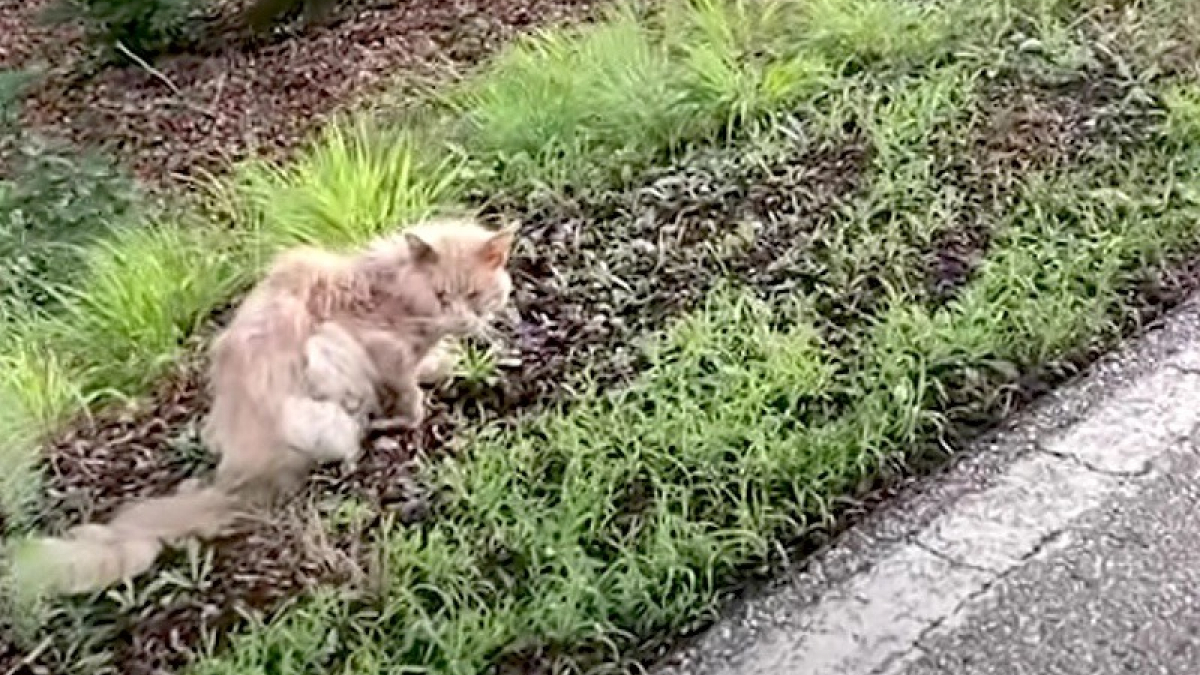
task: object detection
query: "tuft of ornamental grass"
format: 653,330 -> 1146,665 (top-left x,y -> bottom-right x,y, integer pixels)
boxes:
44,223 -> 243,397
0,322 -> 83,531
801,0 -> 955,69
225,117 -> 462,257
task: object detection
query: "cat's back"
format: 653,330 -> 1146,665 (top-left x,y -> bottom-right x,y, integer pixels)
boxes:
215,245 -> 352,355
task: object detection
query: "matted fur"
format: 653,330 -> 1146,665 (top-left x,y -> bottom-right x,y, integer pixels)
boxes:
17,217 -> 517,596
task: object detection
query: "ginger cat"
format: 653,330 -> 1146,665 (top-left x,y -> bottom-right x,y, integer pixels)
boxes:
16,217 -> 517,596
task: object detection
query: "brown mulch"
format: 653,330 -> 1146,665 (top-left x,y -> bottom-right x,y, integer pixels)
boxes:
2,0 -> 606,182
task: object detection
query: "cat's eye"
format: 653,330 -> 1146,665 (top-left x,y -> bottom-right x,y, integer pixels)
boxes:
435,290 -> 450,305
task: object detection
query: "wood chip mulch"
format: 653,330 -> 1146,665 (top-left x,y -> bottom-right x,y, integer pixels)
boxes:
0,0 -> 607,182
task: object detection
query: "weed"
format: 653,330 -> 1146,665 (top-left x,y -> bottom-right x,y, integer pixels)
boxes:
802,0 -> 954,70
1162,82 -> 1200,142
454,340 -> 501,390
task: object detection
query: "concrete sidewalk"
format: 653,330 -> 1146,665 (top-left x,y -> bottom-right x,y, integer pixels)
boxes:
656,296 -> 1200,675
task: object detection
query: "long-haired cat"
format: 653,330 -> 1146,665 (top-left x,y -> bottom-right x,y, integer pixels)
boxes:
15,217 -> 517,596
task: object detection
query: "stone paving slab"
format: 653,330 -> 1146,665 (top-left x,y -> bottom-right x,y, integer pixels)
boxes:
654,296 -> 1200,675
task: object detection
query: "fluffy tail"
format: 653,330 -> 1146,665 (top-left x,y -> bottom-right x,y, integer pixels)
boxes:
12,485 -> 244,596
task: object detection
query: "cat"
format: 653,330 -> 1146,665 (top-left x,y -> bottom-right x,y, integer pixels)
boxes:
15,217 -> 518,596
205,217 -> 516,494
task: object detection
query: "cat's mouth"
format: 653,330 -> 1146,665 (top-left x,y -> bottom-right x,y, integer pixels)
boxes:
463,308 -> 518,347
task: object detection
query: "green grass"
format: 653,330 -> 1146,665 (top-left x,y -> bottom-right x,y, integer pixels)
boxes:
433,0 -> 959,191
0,332 -> 83,527
46,224 -> 244,394
221,118 -> 461,254
7,0 -> 1200,672
191,112 -> 1200,674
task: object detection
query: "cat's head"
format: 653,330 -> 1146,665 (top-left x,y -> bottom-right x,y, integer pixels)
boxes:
389,218 -> 518,335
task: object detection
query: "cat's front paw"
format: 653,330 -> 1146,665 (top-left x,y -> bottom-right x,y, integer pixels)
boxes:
416,339 -> 460,386
395,404 -> 426,430
371,405 -> 425,432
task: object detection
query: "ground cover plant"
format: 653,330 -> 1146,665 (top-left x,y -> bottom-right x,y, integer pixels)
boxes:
5,0 -> 1200,674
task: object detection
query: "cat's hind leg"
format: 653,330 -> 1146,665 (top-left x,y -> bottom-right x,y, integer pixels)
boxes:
280,396 -> 365,467
295,321 -> 381,471
304,321 -> 380,414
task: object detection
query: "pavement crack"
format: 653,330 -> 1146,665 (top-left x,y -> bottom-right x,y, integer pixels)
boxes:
1032,441 -> 1154,478
1016,525 -> 1070,562
909,539 -> 995,575
872,524 -> 1075,675
1167,364 -> 1200,378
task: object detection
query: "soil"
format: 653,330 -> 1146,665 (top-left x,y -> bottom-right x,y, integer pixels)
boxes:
0,0 -> 606,183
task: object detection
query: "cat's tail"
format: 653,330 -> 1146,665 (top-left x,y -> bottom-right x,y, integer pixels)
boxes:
11,484 -> 247,596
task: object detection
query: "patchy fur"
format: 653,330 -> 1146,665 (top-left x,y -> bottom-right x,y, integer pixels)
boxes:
18,217 -> 518,596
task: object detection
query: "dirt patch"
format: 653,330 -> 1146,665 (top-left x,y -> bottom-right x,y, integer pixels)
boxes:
2,127 -> 864,674
4,0 -> 605,183
926,75 -> 1157,303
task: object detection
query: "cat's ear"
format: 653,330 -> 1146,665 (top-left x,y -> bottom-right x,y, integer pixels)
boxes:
480,223 -> 518,269
404,232 -> 438,264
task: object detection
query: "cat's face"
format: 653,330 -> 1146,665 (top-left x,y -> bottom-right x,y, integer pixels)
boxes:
401,221 -> 517,336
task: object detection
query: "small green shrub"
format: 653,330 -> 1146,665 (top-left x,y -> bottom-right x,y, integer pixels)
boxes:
0,71 -> 139,309
0,141 -> 138,308
42,0 -> 206,56
0,70 -> 35,129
